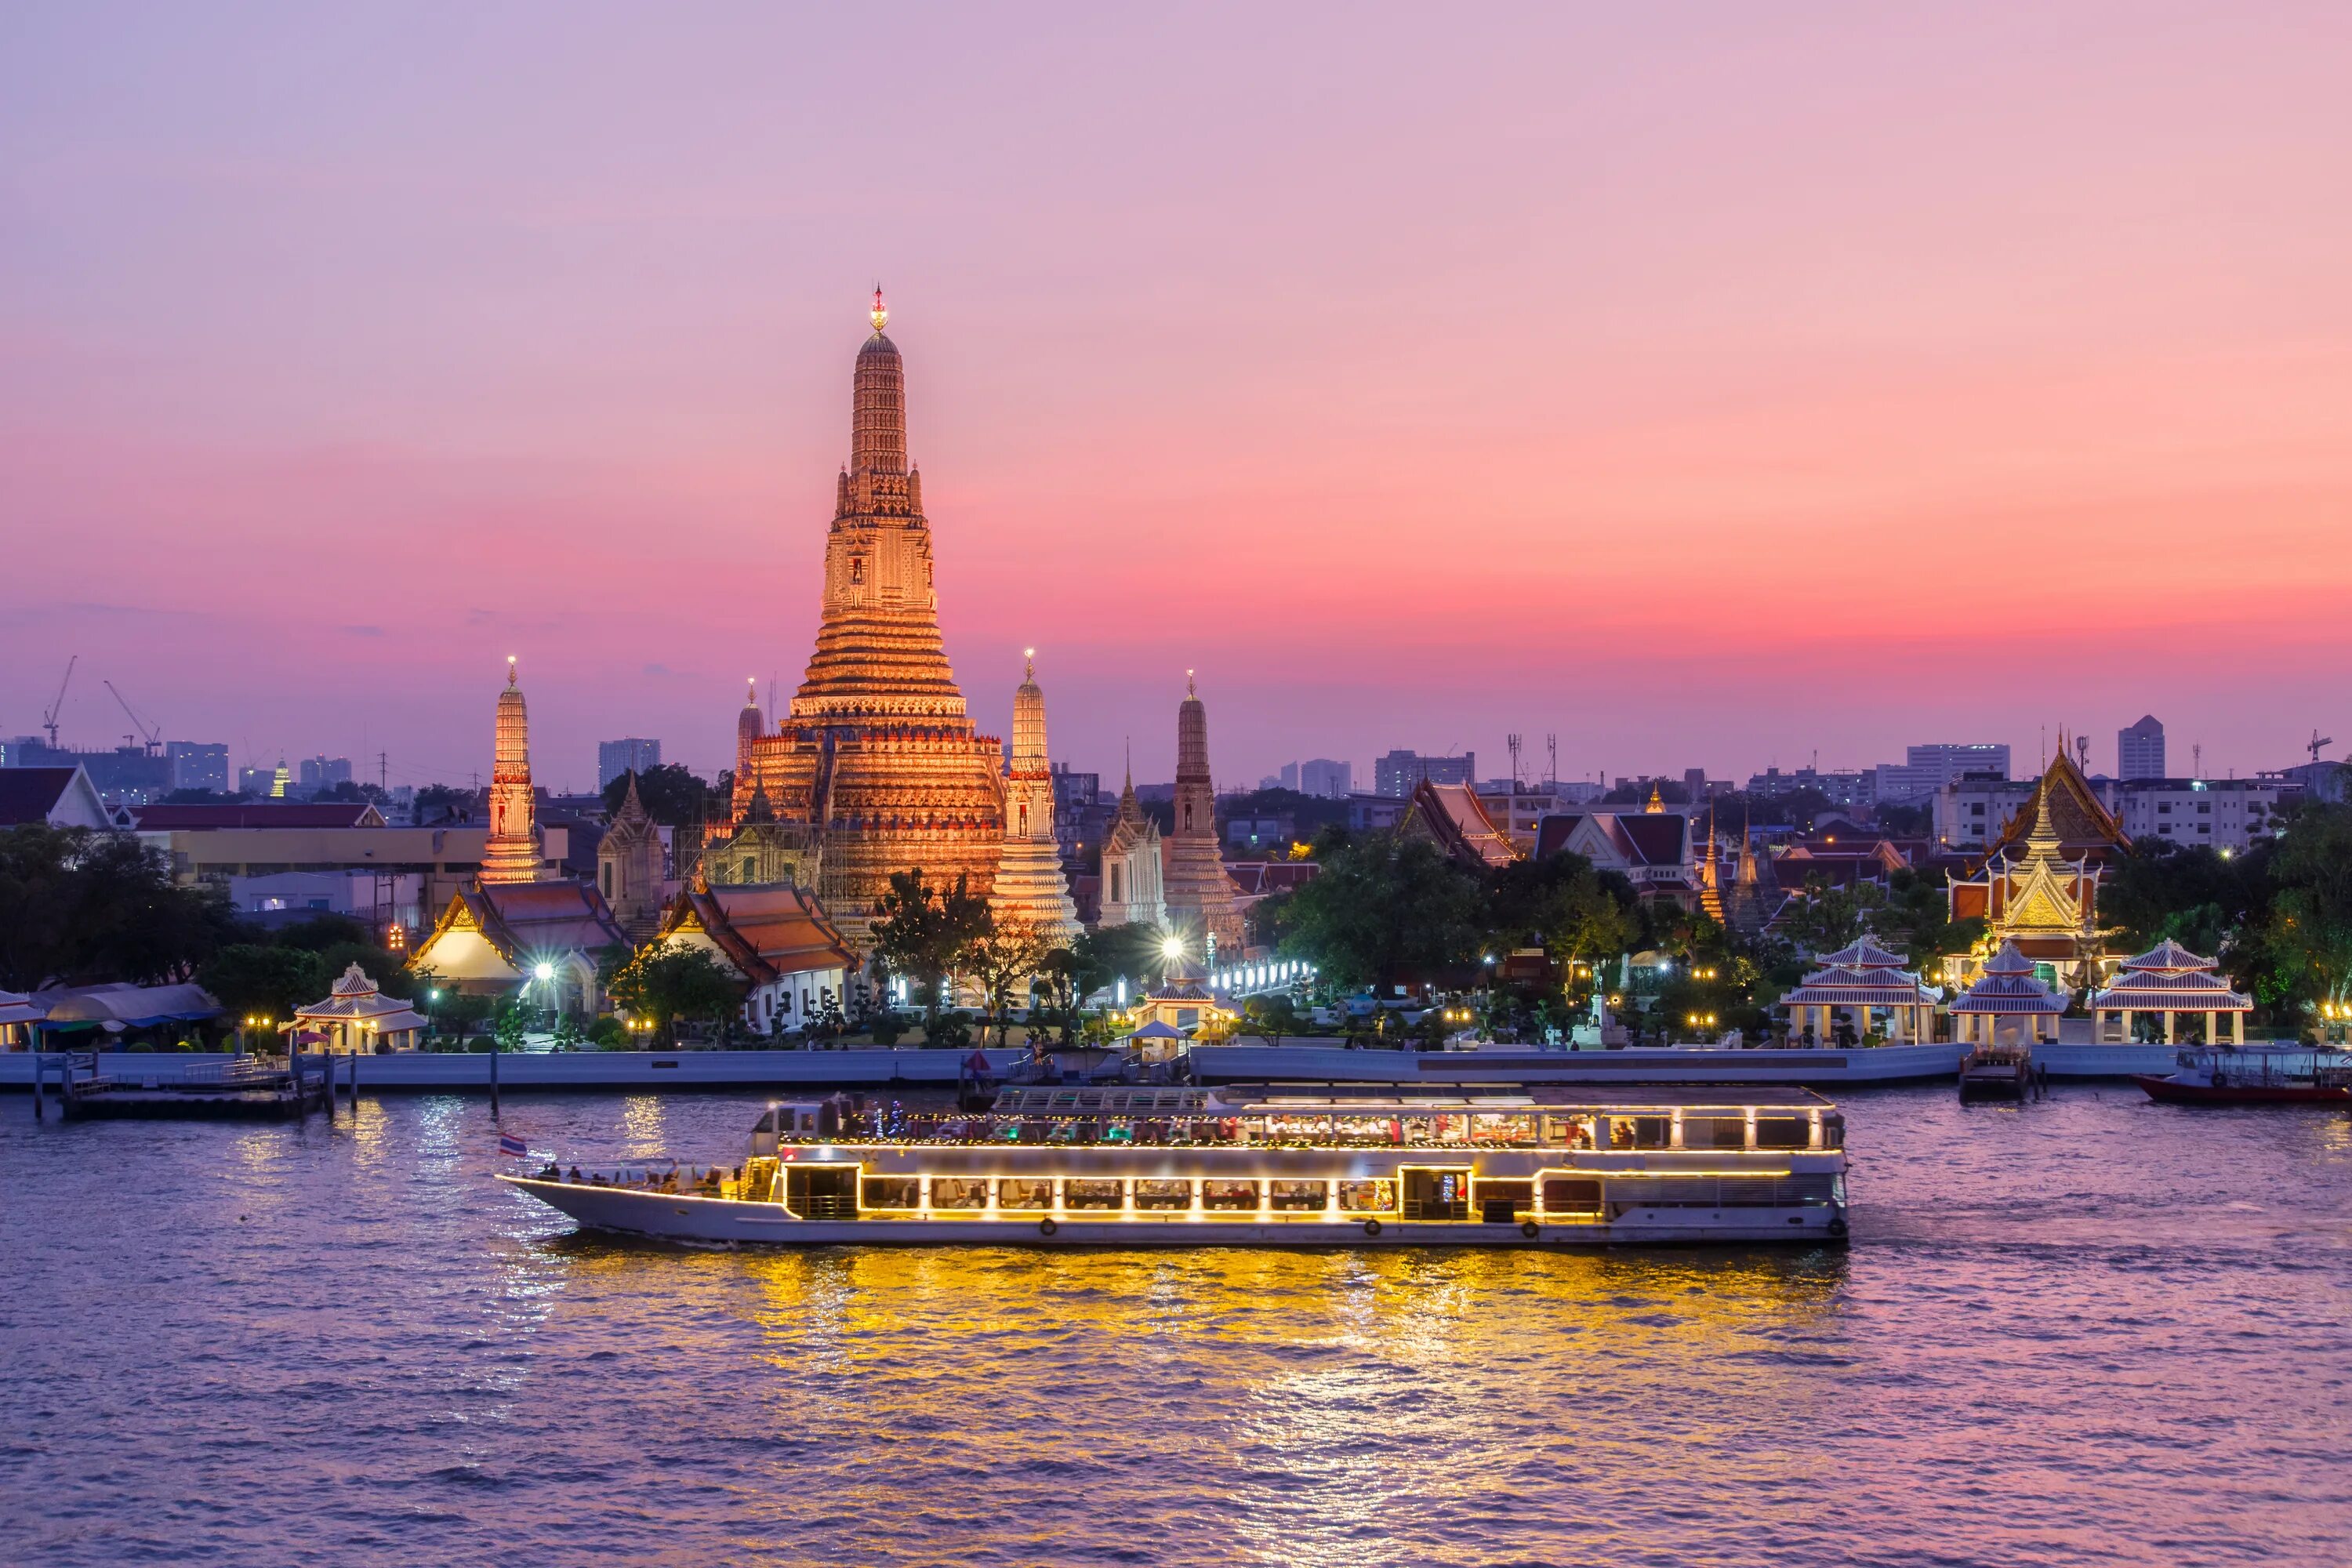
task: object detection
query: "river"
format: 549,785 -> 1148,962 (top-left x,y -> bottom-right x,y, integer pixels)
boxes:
3,1085 -> 2347,1566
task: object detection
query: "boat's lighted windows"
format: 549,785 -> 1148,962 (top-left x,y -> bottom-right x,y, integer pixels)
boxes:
1334,1116 -> 1392,1144
1610,1116 -> 1671,1150
1337,1179 -> 1396,1213
1540,1177 -> 1602,1214
1269,1179 -> 1328,1212
930,1178 -> 989,1209
1202,1179 -> 1260,1211
1681,1116 -> 1746,1149
1134,1179 -> 1191,1210
1754,1116 -> 1810,1149
861,1176 -> 920,1210
1103,1120 -> 1134,1143
1064,1178 -> 1123,1210
998,1177 -> 1054,1210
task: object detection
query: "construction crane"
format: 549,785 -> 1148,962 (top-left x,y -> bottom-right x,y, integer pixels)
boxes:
105,681 -> 163,755
42,656 -> 78,748
2310,729 -> 2335,765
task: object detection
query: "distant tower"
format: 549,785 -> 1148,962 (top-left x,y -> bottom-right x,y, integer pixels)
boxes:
736,677 -> 764,782
1159,672 -> 1243,956
1097,743 -> 1167,930
988,651 -> 1083,946
2118,715 -> 2165,782
479,657 -> 543,884
269,757 -> 289,800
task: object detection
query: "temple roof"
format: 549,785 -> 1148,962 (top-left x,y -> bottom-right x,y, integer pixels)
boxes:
418,880 -> 631,968
1951,941 -> 2068,1014
1983,748 -> 2129,861
2118,937 -> 2219,974
1781,964 -> 1937,1006
666,884 -> 853,985
1400,779 -> 1519,869
1812,936 -> 1911,971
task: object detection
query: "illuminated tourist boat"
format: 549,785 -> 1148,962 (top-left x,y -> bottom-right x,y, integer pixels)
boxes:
499,1087 -> 1849,1247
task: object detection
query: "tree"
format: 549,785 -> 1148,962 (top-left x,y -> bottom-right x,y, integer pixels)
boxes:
1485,850 -> 1637,972
964,918 -> 1050,1047
316,780 -> 386,804
2257,801 -> 2352,1014
0,824 -> 237,993
869,869 -> 992,1026
493,996 -> 539,1052
1269,833 -> 1483,991
606,939 -> 746,1044
198,945 -> 323,1039
1242,993 -> 1300,1045
414,784 -> 475,824
1033,942 -> 1103,1049
601,764 -> 711,826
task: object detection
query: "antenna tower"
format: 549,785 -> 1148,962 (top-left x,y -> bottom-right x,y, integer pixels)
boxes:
1506,734 -> 1523,790
1545,734 -> 1558,786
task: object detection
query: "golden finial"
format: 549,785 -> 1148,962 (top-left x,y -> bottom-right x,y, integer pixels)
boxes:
1186,668 -> 1196,698
506,655 -> 517,687
1024,648 -> 1036,680
870,285 -> 888,334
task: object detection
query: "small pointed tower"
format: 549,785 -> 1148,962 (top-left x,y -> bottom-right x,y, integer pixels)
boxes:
478,655 -> 544,884
1159,671 -> 1243,959
598,771 -> 664,940
735,677 -> 764,796
1097,742 -> 1167,929
1698,803 -> 1725,922
987,650 -> 1083,946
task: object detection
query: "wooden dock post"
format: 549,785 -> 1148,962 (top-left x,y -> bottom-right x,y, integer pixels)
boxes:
488,1037 -> 500,1122
323,1053 -> 336,1122
31,1051 -> 44,1122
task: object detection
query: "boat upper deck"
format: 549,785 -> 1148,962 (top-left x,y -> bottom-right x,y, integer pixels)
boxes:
759,1084 -> 1841,1153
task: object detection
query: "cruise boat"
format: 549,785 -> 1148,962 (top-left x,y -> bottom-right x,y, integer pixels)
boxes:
499,1085 -> 1849,1247
2133,1045 -> 2352,1105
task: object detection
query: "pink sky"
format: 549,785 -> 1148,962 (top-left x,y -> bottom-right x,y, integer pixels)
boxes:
4,4 -> 2350,793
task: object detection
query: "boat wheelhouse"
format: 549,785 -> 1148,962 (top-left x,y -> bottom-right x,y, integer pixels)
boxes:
499,1085 -> 1849,1247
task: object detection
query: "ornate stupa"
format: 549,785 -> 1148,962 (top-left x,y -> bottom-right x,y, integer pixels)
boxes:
724,291 -> 1004,946
478,656 -> 543,885
1159,672 -> 1243,960
987,651 -> 1083,946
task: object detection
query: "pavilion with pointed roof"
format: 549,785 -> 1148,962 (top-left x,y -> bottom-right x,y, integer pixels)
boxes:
2089,938 -> 2250,1045
1778,936 -> 1942,1047
1949,941 -> 2069,1047
288,962 -> 429,1054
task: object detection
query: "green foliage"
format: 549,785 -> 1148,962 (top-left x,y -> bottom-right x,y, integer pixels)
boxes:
2258,801 -> 2352,1011
270,913 -> 373,953
1083,922 -> 1173,991
606,939 -> 746,1044
601,764 -> 712,826
413,784 -> 475,822
198,945 -> 322,1031
1242,993 -> 1301,1044
1487,851 -> 1638,968
965,919 -> 1050,1046
0,824 -> 238,992
1269,832 -> 1483,990
550,1011 -> 586,1051
869,869 -> 993,1024
869,1011 -> 906,1047
492,997 -> 538,1051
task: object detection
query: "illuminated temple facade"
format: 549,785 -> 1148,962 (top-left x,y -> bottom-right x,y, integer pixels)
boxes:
1946,746 -> 2128,989
712,293 -> 1005,947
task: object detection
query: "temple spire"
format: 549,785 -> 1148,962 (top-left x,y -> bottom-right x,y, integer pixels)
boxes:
870,284 -> 888,335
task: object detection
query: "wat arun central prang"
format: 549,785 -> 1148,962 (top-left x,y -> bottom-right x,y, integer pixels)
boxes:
715,291 -> 1007,944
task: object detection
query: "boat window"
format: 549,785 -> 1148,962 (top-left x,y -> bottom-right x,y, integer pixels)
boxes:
930,1177 -> 989,1209
1202,1179 -> 1260,1212
1610,1116 -> 1671,1150
1541,1177 -> 1602,1214
998,1177 -> 1054,1210
1063,1178 -> 1123,1210
1401,1168 -> 1471,1221
1820,1113 -> 1845,1149
861,1176 -> 920,1210
1471,1114 -> 1537,1145
1018,1119 -> 1052,1143
1475,1179 -> 1533,1223
1269,1179 -> 1328,1212
1334,1116 -> 1395,1144
1754,1116 -> 1810,1149
1134,1179 -> 1191,1210
1337,1179 -> 1396,1213
1681,1116 -> 1747,1150
1784,1173 -> 1837,1204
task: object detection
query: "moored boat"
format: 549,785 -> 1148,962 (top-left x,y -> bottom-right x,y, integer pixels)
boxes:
2132,1045 -> 2352,1105
1958,1043 -> 2035,1101
500,1085 -> 1850,1247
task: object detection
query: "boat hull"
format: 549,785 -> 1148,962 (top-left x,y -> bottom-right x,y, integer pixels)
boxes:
498,1176 -> 1846,1248
2132,1074 -> 2352,1106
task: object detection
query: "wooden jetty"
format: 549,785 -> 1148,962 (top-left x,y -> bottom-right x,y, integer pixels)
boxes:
28,1051 -> 342,1122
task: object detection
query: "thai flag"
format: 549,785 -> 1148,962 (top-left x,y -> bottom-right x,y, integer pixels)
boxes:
498,1133 -> 528,1159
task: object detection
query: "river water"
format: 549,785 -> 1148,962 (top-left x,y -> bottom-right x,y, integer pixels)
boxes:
3,1085 -> 2347,1566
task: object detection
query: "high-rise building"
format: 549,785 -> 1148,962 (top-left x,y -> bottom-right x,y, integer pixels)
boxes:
1279,761 -> 1299,791
166,742 -> 230,794
1374,750 -> 1473,798
298,755 -> 354,795
2118,716 -> 2165,782
478,658 -> 543,884
597,738 -> 662,791
1298,758 -> 1352,798
719,291 -> 1005,946
1875,742 -> 2012,802
987,652 -> 1082,946
1160,673 -> 1243,958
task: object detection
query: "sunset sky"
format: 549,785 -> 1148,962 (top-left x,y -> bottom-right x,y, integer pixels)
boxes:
4,4 -> 2349,793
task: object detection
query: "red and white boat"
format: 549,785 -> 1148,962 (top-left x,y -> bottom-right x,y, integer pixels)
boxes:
2133,1046 -> 2352,1105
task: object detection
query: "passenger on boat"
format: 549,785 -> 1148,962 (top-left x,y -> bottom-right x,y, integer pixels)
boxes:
568,1165 -> 584,1183
536,1163 -> 561,1181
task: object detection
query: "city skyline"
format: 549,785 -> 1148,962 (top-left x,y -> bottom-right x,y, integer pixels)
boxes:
5,6 -> 2349,789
